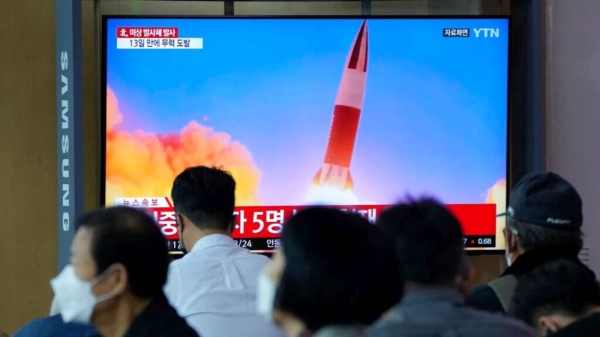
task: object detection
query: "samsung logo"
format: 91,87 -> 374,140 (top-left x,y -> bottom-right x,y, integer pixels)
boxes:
60,51 -> 71,232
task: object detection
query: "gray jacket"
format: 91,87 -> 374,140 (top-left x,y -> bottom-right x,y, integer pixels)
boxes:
368,288 -> 537,337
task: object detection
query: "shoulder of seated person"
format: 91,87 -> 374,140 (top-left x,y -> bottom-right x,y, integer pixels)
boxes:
156,325 -> 200,337
465,284 -> 498,304
13,316 -> 57,336
469,283 -> 493,294
13,316 -> 98,337
314,325 -> 366,337
463,310 -> 538,336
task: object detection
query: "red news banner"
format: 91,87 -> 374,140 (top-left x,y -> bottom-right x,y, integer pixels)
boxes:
117,27 -> 179,38
115,197 -> 497,251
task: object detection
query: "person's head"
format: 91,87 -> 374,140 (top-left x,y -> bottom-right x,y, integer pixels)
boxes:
171,166 -> 236,250
510,259 -> 600,336
259,207 -> 403,336
51,206 -> 169,326
376,197 -> 465,291
501,172 -> 583,266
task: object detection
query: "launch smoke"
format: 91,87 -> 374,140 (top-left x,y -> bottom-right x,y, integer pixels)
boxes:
105,86 -> 262,206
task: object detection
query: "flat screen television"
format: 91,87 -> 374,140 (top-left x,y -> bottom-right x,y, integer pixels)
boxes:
102,16 -> 509,253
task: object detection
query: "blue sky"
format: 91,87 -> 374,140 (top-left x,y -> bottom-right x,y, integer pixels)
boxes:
106,18 -> 509,205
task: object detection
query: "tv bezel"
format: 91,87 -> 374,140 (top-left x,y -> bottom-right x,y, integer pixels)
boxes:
100,15 -> 511,255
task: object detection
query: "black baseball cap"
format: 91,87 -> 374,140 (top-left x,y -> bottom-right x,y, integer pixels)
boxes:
498,172 -> 583,230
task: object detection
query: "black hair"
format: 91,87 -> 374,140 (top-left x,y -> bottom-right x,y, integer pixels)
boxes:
376,197 -> 464,286
507,217 -> 583,256
275,207 -> 403,332
171,166 -> 236,230
510,259 -> 600,326
77,206 -> 169,299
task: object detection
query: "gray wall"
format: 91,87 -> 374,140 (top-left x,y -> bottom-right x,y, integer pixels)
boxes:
545,0 -> 600,273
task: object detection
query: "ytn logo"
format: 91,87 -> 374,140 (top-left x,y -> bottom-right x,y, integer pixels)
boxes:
473,28 -> 500,38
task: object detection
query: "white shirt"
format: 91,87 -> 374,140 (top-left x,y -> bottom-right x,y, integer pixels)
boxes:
165,234 -> 284,337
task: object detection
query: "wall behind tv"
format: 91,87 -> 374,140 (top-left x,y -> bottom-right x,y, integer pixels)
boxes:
0,0 -> 509,333
545,0 -> 600,274
0,0 -> 58,332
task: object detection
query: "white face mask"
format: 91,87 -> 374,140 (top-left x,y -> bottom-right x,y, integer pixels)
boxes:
50,264 -> 115,324
256,271 -> 277,323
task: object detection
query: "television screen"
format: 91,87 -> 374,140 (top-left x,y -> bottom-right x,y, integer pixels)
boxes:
103,17 -> 509,253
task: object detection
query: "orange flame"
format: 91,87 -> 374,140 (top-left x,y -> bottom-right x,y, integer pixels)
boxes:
486,179 -> 507,248
105,86 -> 262,205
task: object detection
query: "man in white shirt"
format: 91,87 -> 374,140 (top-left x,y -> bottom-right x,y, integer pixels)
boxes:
165,166 -> 284,337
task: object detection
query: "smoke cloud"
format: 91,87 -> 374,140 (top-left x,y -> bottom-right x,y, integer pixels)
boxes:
485,179 -> 507,248
105,86 -> 262,205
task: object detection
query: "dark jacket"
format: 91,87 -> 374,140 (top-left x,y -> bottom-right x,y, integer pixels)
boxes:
465,248 -> 595,313
124,294 -> 199,337
550,313 -> 600,337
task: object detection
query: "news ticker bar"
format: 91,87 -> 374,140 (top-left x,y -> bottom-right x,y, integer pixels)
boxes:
463,236 -> 496,248
166,235 -> 495,253
114,197 -> 498,241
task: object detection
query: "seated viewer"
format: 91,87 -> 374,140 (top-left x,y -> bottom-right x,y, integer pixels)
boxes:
510,259 -> 600,337
50,206 -> 198,337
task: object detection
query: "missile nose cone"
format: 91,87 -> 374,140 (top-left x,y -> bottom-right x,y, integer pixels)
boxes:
347,20 -> 368,73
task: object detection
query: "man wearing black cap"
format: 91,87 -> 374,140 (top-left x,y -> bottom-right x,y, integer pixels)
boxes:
465,171 -> 594,314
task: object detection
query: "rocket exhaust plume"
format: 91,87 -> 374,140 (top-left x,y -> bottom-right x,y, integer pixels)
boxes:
313,20 -> 368,191
486,179 -> 507,248
105,86 -> 262,206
